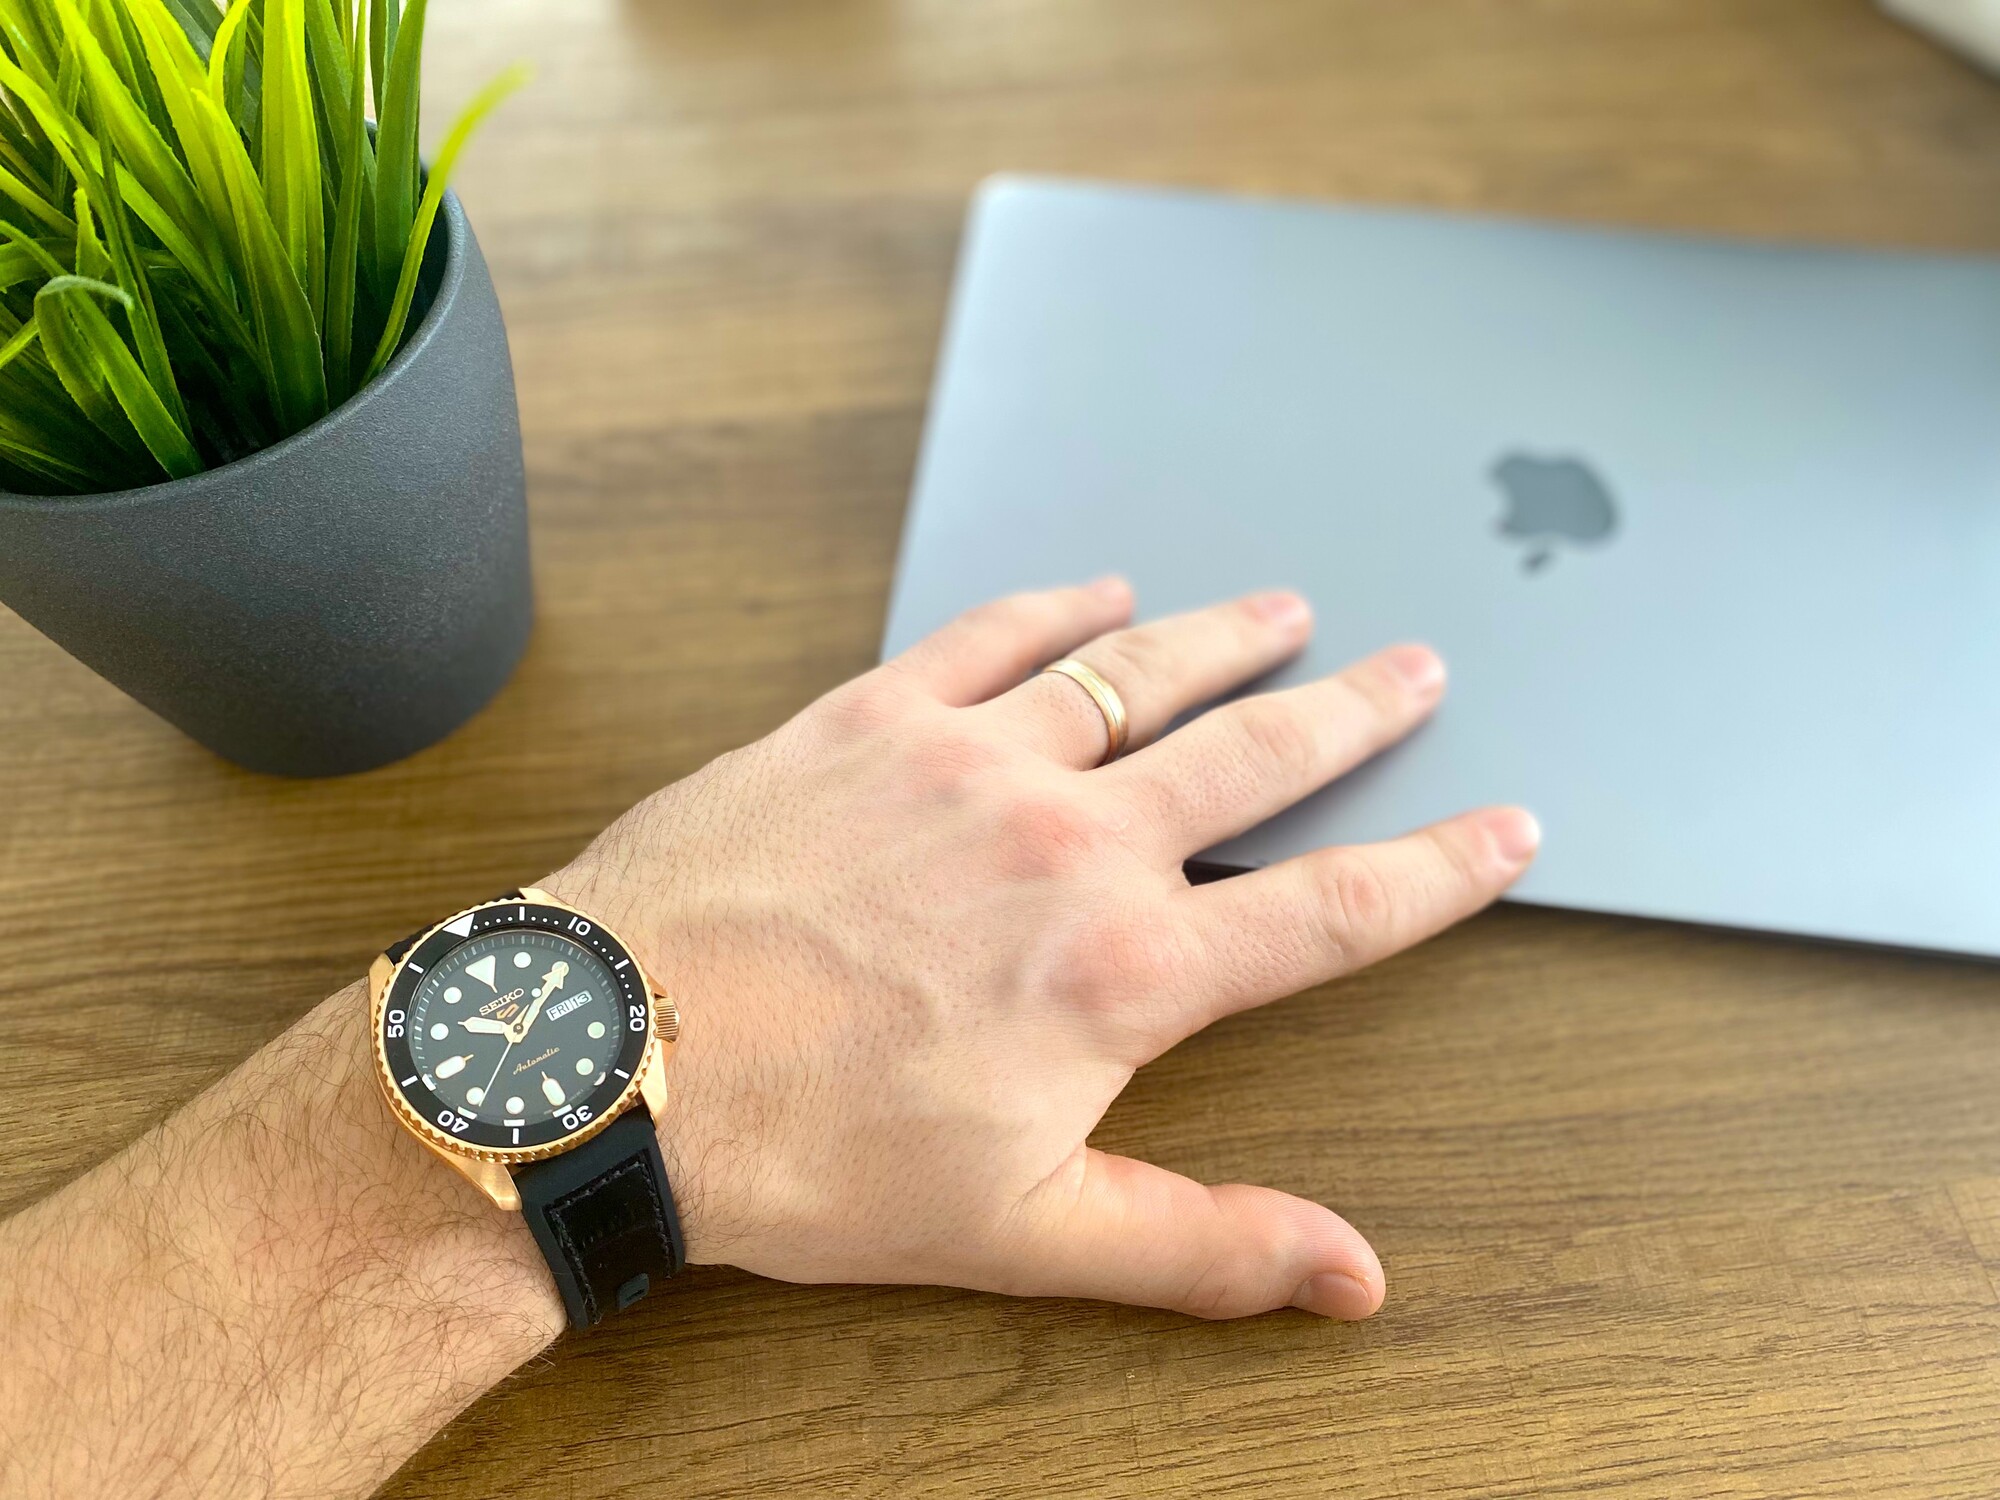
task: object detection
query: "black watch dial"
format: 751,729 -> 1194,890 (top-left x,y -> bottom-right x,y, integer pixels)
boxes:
381,901 -> 652,1153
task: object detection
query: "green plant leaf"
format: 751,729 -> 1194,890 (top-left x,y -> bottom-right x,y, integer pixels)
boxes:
204,0 -> 247,83
1,18 -> 250,414
0,424 -> 106,491
0,270 -> 126,451
0,5 -> 61,91
68,75 -> 191,433
259,0 -> 320,322
188,85 -> 324,428
0,104 -> 51,190
0,157 -> 71,233
234,0 -> 264,145
35,273 -> 200,479
369,0 -> 422,302
0,313 -> 40,371
158,0 -> 222,56
0,239 -> 65,289
322,0 -> 366,401
364,61 -> 525,383
71,183 -> 107,278
97,0 -> 177,138
0,215 -> 70,278
192,0 -> 261,137
301,0 -> 348,175
367,0 -> 393,117
10,9 -> 215,272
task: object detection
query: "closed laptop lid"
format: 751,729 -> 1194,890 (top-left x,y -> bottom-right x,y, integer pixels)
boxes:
884,176 -> 2000,958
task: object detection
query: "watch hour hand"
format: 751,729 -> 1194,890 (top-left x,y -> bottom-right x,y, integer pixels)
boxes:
459,1016 -> 513,1036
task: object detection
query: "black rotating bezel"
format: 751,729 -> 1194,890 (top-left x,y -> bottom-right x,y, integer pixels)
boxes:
379,899 -> 653,1157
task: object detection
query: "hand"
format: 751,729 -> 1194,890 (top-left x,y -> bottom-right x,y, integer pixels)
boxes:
547,581 -> 1538,1321
458,1016 -> 512,1037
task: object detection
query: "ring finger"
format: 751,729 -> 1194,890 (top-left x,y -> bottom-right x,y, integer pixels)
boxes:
983,590 -> 1315,768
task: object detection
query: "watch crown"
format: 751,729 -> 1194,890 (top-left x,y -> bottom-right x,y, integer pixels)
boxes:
655,993 -> 681,1043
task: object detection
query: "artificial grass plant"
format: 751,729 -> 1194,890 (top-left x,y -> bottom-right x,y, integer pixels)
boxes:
0,0 -> 524,495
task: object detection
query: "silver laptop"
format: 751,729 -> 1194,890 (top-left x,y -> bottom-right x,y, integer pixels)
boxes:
883,176 -> 2000,959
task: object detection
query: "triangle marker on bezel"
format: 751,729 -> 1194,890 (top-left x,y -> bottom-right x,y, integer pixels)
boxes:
443,914 -> 476,938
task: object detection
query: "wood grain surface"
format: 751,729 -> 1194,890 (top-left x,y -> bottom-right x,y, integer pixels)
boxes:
6,2 -> 2000,1495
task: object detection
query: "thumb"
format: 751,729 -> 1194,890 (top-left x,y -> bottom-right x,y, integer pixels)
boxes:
1010,1149 -> 1385,1320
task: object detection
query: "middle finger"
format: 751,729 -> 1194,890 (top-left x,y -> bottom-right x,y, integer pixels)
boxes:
1107,643 -> 1447,857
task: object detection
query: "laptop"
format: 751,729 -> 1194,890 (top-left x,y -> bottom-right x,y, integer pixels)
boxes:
882,176 -> 2000,959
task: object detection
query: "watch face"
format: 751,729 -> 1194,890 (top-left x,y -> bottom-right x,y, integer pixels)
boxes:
378,900 -> 653,1155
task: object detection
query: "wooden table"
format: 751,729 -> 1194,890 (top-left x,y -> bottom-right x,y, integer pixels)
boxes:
6,2 -> 2000,1494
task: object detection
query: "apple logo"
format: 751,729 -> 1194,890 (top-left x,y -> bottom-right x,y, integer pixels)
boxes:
1491,452 -> 1620,573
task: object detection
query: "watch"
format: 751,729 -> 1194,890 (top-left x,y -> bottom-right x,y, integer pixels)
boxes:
369,886 -> 685,1330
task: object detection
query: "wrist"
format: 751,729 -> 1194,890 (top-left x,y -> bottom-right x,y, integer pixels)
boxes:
305,983 -> 569,1361
536,854 -> 716,1261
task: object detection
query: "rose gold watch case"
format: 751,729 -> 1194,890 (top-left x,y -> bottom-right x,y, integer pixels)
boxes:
368,884 -> 676,1211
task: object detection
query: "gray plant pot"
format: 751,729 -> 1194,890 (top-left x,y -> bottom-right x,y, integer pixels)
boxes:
0,193 -> 531,777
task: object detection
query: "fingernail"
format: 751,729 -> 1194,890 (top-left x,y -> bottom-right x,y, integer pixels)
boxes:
1382,643 -> 1445,697
1290,1272 -> 1378,1320
1089,575 -> 1132,604
1483,807 -> 1542,867
1247,591 -> 1312,632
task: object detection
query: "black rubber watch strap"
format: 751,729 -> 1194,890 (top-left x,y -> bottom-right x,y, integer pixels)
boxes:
514,1109 -> 686,1328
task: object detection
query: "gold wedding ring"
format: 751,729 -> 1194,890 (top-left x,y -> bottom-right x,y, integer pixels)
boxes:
1042,657 -> 1130,767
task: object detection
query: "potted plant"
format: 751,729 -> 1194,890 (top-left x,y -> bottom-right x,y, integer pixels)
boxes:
0,0 -> 528,776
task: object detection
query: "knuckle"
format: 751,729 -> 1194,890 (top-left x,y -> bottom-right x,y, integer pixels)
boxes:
814,672 -> 912,740
1058,908 -> 1185,1010
1088,626 -> 1169,693
903,725 -> 1009,802
1234,698 -> 1321,781
1229,596 -> 1283,646
1177,1235 -> 1279,1320
1179,1260 -> 1244,1320
1432,822 -> 1491,889
967,592 -> 1041,639
993,790 -> 1113,880
1313,853 -> 1394,960
1332,666 -> 1401,723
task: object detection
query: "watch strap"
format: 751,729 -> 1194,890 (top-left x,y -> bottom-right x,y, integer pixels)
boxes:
513,1108 -> 687,1328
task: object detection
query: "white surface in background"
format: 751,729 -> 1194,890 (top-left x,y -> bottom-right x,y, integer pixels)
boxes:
1884,0 -> 2000,71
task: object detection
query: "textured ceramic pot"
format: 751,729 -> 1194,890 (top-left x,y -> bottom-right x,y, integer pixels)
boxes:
0,193 -> 531,777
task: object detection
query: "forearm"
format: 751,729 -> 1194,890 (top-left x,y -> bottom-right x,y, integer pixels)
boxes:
0,980 -> 564,1499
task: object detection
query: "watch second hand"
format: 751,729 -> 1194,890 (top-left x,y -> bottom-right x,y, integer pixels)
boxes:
476,1036 -> 514,1109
